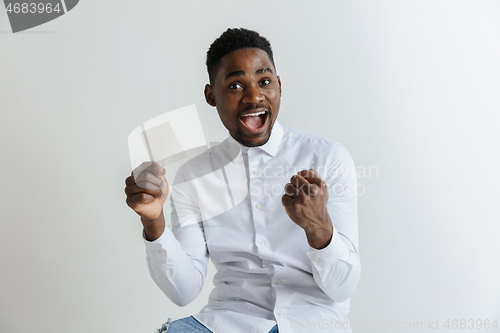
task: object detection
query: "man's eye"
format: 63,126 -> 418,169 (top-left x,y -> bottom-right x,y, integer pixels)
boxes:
229,83 -> 242,89
261,79 -> 271,85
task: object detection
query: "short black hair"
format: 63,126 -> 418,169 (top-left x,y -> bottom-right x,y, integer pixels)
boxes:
206,28 -> 275,84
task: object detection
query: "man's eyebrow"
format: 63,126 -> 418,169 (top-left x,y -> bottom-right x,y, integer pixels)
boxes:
256,67 -> 273,74
224,70 -> 245,81
224,68 -> 273,81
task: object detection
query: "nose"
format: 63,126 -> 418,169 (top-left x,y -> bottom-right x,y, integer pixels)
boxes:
242,83 -> 264,104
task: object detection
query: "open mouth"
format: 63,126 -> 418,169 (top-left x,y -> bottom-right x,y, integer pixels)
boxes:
239,110 -> 269,133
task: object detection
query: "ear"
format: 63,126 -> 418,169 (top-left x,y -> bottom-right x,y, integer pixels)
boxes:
277,76 -> 282,97
204,84 -> 216,107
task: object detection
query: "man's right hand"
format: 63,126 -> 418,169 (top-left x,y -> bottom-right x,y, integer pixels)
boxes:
125,162 -> 168,240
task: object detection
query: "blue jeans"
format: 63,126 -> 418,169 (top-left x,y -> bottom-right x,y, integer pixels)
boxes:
164,316 -> 279,333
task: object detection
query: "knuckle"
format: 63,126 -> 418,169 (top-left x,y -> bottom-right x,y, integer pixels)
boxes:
133,173 -> 142,183
126,176 -> 136,186
138,181 -> 154,190
303,186 -> 312,196
284,188 -> 291,196
297,191 -> 306,201
143,172 -> 153,183
126,197 -> 138,209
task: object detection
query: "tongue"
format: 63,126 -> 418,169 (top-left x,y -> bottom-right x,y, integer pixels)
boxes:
241,115 -> 264,130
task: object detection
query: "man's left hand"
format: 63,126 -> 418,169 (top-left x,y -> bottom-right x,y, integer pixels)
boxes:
282,169 -> 333,250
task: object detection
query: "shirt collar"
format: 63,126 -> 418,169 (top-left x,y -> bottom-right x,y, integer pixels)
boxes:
225,120 -> 283,157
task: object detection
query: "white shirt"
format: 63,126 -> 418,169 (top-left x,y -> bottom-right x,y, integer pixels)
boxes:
143,121 -> 360,333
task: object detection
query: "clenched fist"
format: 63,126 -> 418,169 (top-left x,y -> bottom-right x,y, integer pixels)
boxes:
282,169 -> 333,249
125,162 -> 168,241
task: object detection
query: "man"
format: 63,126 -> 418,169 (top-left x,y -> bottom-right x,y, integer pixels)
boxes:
125,28 -> 360,333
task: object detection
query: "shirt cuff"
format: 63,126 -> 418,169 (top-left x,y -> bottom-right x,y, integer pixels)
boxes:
143,227 -> 179,270
306,227 -> 350,263
142,227 -> 168,244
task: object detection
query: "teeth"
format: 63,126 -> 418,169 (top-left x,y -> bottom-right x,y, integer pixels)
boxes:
242,111 -> 266,117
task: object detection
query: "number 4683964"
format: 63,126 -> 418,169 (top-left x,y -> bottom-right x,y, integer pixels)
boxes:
444,319 -> 498,330
6,3 -> 62,14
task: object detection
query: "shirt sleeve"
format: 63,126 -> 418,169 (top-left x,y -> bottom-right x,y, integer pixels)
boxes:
143,168 -> 209,307
306,143 -> 361,303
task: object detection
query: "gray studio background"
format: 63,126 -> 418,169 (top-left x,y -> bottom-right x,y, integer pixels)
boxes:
1,1 -> 499,332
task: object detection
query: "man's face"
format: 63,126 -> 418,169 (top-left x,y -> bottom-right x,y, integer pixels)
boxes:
205,48 -> 281,147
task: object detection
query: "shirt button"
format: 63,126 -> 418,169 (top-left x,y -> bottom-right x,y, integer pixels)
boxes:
252,170 -> 259,175
255,203 -> 261,209
266,263 -> 272,266
249,147 -> 255,151
165,276 -> 169,281
324,280 -> 330,284
158,249 -> 166,254
259,240 -> 266,246
313,257 -> 319,261
276,279 -> 282,285
278,311 -> 284,317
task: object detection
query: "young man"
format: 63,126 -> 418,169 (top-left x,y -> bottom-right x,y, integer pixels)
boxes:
125,28 -> 360,333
